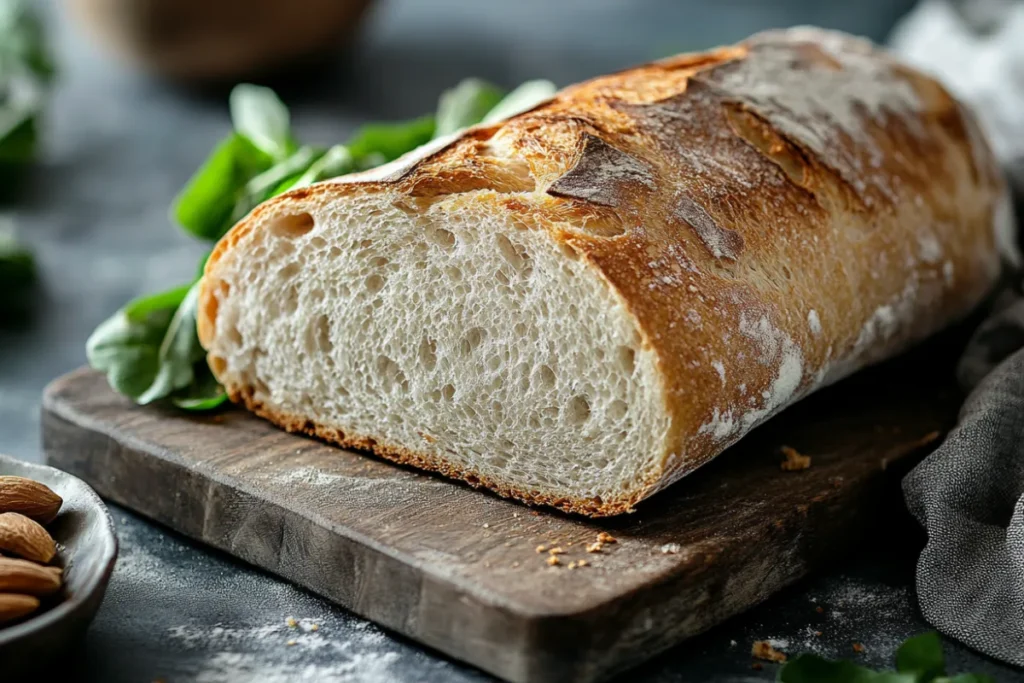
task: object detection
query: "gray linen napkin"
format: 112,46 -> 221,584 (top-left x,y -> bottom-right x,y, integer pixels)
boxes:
892,0 -> 1024,665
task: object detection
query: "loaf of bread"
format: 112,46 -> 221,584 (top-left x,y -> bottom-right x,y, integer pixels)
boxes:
198,28 -> 1014,516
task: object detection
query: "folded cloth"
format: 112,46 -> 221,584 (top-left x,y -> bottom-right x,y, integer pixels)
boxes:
903,288 -> 1024,666
892,0 -> 1024,666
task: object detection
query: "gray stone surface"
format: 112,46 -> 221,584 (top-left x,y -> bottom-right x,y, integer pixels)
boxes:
1,0 -> 1019,680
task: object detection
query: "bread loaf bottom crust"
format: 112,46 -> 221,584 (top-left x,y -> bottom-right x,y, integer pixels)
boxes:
230,385 -> 646,516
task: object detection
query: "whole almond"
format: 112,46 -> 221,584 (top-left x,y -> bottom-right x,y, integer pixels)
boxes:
0,558 -> 62,596
0,476 -> 62,524
0,594 -> 40,624
0,512 -> 56,564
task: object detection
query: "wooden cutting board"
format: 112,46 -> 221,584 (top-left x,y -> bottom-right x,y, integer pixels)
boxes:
41,360 -> 957,683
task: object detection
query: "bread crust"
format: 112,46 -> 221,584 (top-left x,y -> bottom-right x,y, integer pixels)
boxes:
200,28 -> 1009,516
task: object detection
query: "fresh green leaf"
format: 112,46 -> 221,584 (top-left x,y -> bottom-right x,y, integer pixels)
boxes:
229,84 -> 295,160
777,633 -> 991,683
896,632 -> 945,681
434,78 -> 504,138
171,365 -> 228,411
347,115 -> 435,168
136,283 -> 206,404
172,133 -> 273,241
123,283 -> 192,319
779,654 -> 914,683
482,79 -> 557,124
87,285 -> 190,400
0,0 -> 54,83
0,108 -> 35,165
229,145 -> 324,223
0,222 -> 34,319
287,145 -> 353,189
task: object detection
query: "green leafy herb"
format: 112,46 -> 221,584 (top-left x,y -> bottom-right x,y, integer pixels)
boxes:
434,78 -> 504,138
87,285 -> 191,400
0,222 -> 34,318
0,0 -> 52,171
229,85 -> 296,160
87,281 -> 225,410
347,115 -> 436,169
778,632 -> 993,683
482,79 -> 557,124
173,133 -> 273,242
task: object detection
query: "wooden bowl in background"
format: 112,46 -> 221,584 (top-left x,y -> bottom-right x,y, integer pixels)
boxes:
67,0 -> 376,82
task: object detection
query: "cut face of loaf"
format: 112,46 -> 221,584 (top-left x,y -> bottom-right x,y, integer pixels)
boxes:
199,27 -> 1011,516
201,195 -> 670,511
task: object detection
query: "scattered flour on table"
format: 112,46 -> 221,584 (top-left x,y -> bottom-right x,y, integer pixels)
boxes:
170,618 -> 401,683
273,466 -> 348,487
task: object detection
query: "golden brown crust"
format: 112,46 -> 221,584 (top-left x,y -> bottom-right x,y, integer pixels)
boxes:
201,27 -> 1007,516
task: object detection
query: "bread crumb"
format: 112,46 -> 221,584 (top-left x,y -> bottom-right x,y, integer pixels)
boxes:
286,639 -> 297,646
310,624 -> 319,632
511,561 -> 520,568
513,513 -> 519,518
546,555 -> 560,567
548,547 -> 565,555
780,446 -> 811,471
536,545 -> 547,553
853,643 -> 865,653
660,543 -> 682,555
597,532 -> 617,544
285,617 -> 297,628
482,523 -> 490,529
577,559 -> 588,567
568,561 -> 578,569
751,640 -> 787,663
586,542 -> 604,553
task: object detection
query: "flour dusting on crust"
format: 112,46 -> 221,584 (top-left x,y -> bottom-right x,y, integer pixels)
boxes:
699,313 -> 805,442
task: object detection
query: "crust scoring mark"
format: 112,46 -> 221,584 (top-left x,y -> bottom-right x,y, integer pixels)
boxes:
673,193 -> 744,260
547,134 -> 655,208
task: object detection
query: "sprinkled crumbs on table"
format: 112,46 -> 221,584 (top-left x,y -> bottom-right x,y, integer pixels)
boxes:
286,639 -> 297,646
548,547 -> 565,555
577,559 -> 588,567
751,640 -> 787,663
568,561 -> 578,569
536,545 -> 547,553
780,445 -> 811,471
597,532 -> 617,544
285,617 -> 297,628
546,555 -> 560,567
586,541 -> 604,553
482,523 -> 490,529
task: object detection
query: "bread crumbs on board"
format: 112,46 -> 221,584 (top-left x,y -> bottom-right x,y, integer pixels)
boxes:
751,640 -> 787,663
780,445 -> 811,471
546,555 -> 560,567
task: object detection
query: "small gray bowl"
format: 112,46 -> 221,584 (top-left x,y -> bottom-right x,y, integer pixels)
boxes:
0,454 -> 118,678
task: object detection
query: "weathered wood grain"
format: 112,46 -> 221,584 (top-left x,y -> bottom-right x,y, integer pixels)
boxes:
41,359 -> 958,683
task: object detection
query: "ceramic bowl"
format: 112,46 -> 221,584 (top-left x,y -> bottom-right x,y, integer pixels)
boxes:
0,453 -> 118,678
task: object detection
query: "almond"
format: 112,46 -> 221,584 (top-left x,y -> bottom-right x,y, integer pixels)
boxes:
0,594 -> 39,624
0,558 -> 62,596
0,512 -> 56,564
0,476 -> 62,524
